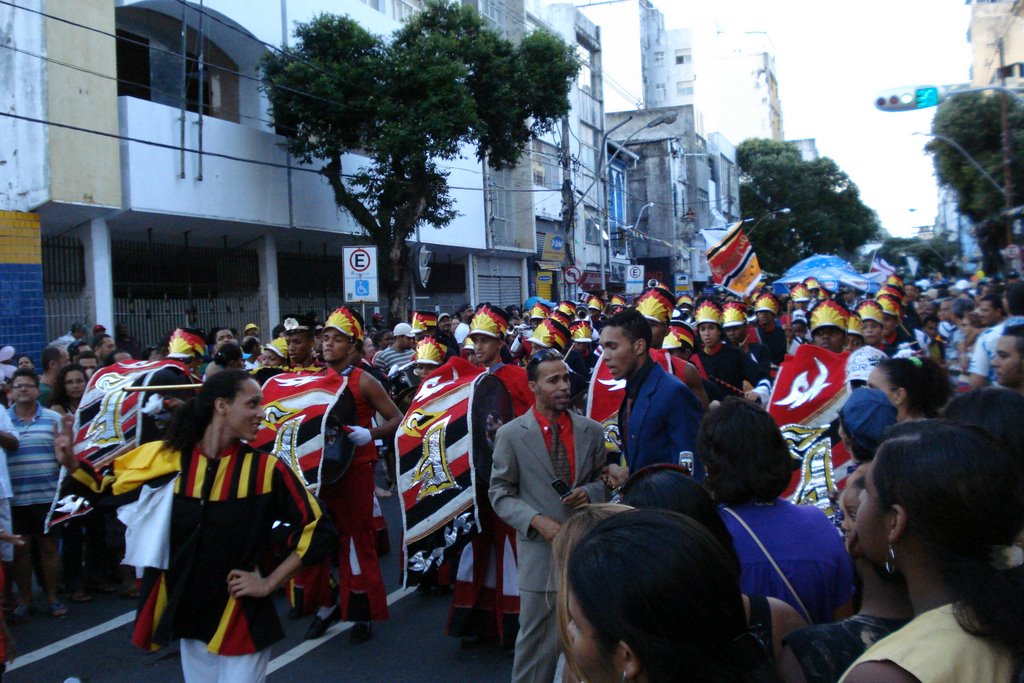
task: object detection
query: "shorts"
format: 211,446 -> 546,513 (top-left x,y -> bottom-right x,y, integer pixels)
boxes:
12,503 -> 56,537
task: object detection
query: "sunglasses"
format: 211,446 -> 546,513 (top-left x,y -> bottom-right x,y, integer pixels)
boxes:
527,348 -> 563,365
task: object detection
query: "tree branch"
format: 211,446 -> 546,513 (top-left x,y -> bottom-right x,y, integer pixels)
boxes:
322,156 -> 379,234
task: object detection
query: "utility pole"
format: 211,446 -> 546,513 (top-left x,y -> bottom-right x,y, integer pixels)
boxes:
999,38 -> 1015,249
559,116 -> 575,298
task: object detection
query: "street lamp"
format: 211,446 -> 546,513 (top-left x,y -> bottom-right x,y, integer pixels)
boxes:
583,113 -> 677,289
912,132 -> 1005,198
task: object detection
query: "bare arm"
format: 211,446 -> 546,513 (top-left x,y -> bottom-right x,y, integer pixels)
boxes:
0,431 -> 17,453
227,551 -> 303,599
360,371 -> 402,441
843,661 -> 921,683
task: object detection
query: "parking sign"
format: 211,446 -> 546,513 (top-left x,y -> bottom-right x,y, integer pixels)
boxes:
343,246 -> 379,302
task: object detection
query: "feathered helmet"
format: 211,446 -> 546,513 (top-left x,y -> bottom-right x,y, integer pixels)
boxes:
647,279 -> 672,292
167,328 -> 207,360
722,301 -> 750,329
878,285 -> 904,304
675,294 -> 694,310
809,300 -> 849,333
876,294 -> 903,319
635,285 -> 674,325
754,291 -> 780,315
846,314 -> 863,338
856,300 -> 884,325
693,299 -> 723,327
803,277 -> 823,292
262,337 -> 288,359
411,310 -> 438,333
528,318 -> 571,353
790,284 -> 812,303
607,295 -> 627,315
584,294 -> 605,312
570,320 -> 594,343
526,301 -> 551,322
550,309 -> 574,328
469,303 -> 510,339
324,306 -> 365,342
555,300 -> 578,319
413,336 -> 446,366
663,321 -> 695,350
885,273 -> 905,289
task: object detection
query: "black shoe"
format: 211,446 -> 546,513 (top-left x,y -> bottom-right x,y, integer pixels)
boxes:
303,606 -> 340,640
459,635 -> 491,650
350,621 -> 372,644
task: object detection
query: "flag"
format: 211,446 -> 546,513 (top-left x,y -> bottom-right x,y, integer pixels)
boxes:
869,253 -> 896,276
704,222 -> 762,298
768,344 -> 853,519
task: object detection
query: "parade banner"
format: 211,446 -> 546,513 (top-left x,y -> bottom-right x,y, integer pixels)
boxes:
705,221 -> 763,298
47,360 -> 195,529
586,349 -> 681,462
768,345 -> 853,518
396,359 -> 512,587
251,372 -> 352,495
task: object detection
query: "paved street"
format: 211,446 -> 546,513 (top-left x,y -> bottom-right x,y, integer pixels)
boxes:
5,473 -> 513,682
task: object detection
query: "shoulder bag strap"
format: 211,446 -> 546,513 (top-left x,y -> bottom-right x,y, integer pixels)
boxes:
722,506 -> 813,623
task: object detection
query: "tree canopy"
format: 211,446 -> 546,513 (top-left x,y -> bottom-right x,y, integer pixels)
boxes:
871,235 -> 960,278
737,139 -> 881,276
261,2 -> 579,317
928,92 -> 1024,273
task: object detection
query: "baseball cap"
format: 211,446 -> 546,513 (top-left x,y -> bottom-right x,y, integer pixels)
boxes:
93,324 -> 107,334
839,388 -> 897,460
244,322 -> 259,334
393,322 -> 416,338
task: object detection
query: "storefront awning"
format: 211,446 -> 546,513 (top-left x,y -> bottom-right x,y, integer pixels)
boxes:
536,261 -> 562,271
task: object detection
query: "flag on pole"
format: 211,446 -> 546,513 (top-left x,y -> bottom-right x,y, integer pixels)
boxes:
704,221 -> 762,298
869,253 -> 896,276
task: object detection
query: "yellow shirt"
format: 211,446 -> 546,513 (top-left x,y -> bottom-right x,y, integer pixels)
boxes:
839,604 -> 1015,683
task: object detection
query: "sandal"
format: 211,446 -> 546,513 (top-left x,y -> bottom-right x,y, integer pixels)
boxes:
48,601 -> 69,618
70,590 -> 94,603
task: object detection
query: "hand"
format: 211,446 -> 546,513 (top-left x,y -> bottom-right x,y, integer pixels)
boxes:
344,425 -> 373,447
560,488 -> 589,509
530,514 -> 562,543
226,569 -> 272,599
0,532 -> 25,547
162,397 -> 185,412
602,463 -> 629,489
140,394 -> 164,415
53,414 -> 78,472
744,390 -> 763,404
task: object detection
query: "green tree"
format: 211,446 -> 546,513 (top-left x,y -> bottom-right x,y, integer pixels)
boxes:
872,235 -> 960,277
927,92 -> 1024,273
737,139 -> 881,275
262,2 -> 578,318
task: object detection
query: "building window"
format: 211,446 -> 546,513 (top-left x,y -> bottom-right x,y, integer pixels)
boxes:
675,49 -> 691,65
531,140 -> 561,190
653,83 -> 666,103
654,51 -> 665,66
676,82 -> 693,96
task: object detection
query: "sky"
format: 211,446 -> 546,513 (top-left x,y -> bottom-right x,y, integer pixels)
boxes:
654,0 -> 974,238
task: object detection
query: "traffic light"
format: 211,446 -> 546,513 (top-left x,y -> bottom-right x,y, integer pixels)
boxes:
875,85 -> 943,112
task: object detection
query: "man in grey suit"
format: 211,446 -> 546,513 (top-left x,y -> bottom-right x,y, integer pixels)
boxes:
489,349 -> 607,683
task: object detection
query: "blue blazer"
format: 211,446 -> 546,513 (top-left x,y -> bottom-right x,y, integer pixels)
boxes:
620,361 -> 703,478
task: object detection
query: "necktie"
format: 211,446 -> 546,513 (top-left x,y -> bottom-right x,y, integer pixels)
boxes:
549,420 -> 571,484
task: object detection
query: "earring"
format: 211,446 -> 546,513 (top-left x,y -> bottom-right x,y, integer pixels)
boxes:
621,673 -> 628,683
885,544 -> 896,574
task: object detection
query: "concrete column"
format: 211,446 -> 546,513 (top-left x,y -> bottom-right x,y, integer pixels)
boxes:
84,217 -> 114,331
258,233 -> 280,331
467,254 -> 476,307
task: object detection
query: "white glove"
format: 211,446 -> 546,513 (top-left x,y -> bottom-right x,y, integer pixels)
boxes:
345,425 -> 373,447
140,394 -> 164,415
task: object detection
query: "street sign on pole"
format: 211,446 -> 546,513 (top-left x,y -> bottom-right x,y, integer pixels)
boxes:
563,266 -> 582,285
625,264 -> 645,294
343,246 -> 379,303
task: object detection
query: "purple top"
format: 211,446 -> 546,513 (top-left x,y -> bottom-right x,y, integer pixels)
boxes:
719,499 -> 854,624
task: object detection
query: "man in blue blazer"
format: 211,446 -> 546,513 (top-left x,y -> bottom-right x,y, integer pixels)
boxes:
600,308 -> 703,487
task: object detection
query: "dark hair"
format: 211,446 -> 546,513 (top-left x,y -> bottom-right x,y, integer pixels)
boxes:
163,369 -> 256,455
212,342 -> 243,367
604,308 -> 652,352
240,336 -> 261,356
1003,322 -> 1024,357
872,420 -> 1024,672
944,387 -> 1024,469
41,345 -> 64,372
952,298 -> 974,319
77,349 -> 96,361
620,465 -> 740,573
271,323 -> 285,339
1006,282 -> 1024,316
526,348 -> 565,382
979,294 -> 1005,314
11,368 -> 39,386
568,510 -> 777,683
922,314 -> 940,327
698,397 -> 794,504
67,339 -> 86,360
207,327 -> 238,347
50,364 -> 87,412
15,354 -> 33,368
876,357 -> 952,418
92,333 -> 112,347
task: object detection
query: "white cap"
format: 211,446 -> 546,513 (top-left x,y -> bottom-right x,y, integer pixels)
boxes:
393,322 -> 416,338
953,279 -> 970,291
846,346 -> 888,384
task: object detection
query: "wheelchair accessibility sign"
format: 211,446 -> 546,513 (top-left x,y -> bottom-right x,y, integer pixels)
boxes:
343,247 -> 379,302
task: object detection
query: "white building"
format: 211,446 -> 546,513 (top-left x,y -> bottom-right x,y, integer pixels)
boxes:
1,0 -> 537,345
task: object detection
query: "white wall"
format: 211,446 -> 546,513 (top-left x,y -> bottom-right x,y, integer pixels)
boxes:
575,0 -> 645,113
0,1 -> 49,212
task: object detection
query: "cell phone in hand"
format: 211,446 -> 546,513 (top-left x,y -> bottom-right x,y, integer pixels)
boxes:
550,478 -> 571,498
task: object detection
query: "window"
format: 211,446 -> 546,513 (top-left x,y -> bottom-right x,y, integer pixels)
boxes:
531,140 -> 561,189
653,83 -> 666,103
676,82 -> 693,96
675,49 -> 691,65
116,30 -> 151,101
577,45 -> 595,93
654,51 -> 665,66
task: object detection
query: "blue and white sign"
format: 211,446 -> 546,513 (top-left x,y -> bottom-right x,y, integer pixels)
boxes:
344,246 -> 379,303
625,264 -> 645,294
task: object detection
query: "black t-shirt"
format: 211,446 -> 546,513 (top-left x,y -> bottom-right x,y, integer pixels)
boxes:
783,614 -> 910,683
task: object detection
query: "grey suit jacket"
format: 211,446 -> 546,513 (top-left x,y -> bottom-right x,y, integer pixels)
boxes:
488,410 -> 607,592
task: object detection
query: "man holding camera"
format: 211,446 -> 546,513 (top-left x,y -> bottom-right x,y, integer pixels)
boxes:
489,349 -> 607,683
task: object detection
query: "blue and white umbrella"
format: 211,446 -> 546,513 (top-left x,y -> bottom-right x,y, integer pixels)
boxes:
772,254 -> 880,295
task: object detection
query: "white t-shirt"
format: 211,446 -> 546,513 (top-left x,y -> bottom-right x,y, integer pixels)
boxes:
968,322 -> 1005,381
454,321 -> 470,344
